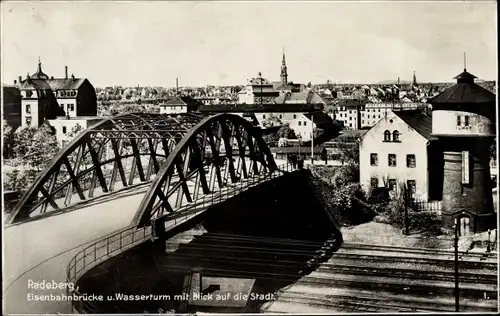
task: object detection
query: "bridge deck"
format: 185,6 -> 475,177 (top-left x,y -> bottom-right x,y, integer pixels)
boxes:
3,171 -> 282,314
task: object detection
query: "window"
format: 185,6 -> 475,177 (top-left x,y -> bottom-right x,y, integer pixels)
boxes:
70,104 -> 75,111
304,121 -> 307,126
406,154 -> 416,168
456,115 -> 461,127
393,130 -> 400,141
62,126 -> 67,134
464,115 -> 470,127
370,153 -> 378,166
279,114 -> 282,119
368,115 -> 370,119
25,117 -> 31,126
349,110 -> 352,114
388,154 -> 397,166
407,180 -> 416,195
378,115 -> 381,119
362,120 -> 365,124
349,123 -> 352,127
293,114 -> 296,119
298,121 -> 301,126
349,116 -> 352,120
384,130 -> 391,141
388,179 -> 397,191
26,104 -> 31,114
370,177 -> 379,188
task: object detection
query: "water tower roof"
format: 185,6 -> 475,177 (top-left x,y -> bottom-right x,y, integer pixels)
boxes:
428,70 -> 495,105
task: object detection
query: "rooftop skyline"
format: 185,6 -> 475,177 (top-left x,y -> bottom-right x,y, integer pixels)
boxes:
1,1 -> 497,87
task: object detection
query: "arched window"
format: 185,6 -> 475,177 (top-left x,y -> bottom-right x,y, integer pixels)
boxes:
384,130 -> 391,141
393,130 -> 400,141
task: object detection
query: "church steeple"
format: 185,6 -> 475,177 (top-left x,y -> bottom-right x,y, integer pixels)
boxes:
280,48 -> 288,86
412,70 -> 417,86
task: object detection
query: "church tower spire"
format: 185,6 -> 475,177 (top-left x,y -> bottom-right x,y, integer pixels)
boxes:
280,48 -> 288,86
413,70 -> 417,86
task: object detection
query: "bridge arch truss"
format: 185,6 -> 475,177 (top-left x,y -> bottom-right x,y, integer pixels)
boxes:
131,114 -> 278,227
7,113 -> 204,224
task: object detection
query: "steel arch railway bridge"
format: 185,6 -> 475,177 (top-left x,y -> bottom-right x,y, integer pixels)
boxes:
6,112 -> 281,227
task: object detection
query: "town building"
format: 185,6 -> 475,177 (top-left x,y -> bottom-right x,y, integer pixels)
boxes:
289,111 -> 334,142
335,100 -> 365,130
253,90 -> 326,130
361,102 -> 423,128
428,68 -> 496,234
17,60 -> 97,128
47,116 -> 103,146
359,110 -> 442,202
159,96 -> 201,114
237,73 -> 280,104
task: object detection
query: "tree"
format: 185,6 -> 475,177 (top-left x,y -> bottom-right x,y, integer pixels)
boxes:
3,120 -> 14,158
490,141 -> 496,162
277,125 -> 297,139
313,127 -> 324,139
13,124 -> 60,171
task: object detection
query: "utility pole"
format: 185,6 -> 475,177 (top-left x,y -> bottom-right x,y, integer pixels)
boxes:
311,112 -> 314,165
404,184 -> 409,235
454,218 -> 460,312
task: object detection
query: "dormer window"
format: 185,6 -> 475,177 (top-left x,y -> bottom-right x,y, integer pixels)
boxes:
383,130 -> 391,141
26,90 -> 33,98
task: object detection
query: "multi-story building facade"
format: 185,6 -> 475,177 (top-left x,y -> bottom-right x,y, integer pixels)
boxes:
335,100 -> 365,130
17,61 -> 97,128
361,102 -> 422,128
359,111 -> 442,201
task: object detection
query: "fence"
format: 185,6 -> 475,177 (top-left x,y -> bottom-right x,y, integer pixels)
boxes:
66,163 -> 294,313
409,199 -> 442,214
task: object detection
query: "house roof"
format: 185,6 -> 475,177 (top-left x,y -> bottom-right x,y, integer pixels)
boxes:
46,78 -> 87,90
270,145 -> 326,155
393,110 -> 437,141
19,79 -> 51,90
303,111 -> 334,129
274,91 -> 326,105
162,96 -> 202,107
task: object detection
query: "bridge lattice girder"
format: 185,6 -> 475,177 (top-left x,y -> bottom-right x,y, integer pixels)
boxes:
7,112 -> 204,224
131,114 -> 278,227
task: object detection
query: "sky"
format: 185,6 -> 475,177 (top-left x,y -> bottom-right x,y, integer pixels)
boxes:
1,1 -> 497,87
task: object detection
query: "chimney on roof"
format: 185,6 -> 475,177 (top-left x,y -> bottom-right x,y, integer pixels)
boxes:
65,66 -> 68,79
71,74 -> 75,81
18,76 -> 22,83
27,73 -> 31,81
14,80 -> 17,85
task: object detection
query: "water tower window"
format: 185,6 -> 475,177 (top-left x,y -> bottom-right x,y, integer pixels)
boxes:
456,115 -> 461,127
464,115 -> 470,127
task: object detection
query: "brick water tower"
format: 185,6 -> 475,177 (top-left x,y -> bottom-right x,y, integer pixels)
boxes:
428,66 -> 496,235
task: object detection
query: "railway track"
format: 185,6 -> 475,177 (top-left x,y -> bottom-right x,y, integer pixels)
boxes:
200,232 -> 498,260
162,250 -> 497,284
270,291 -> 498,313
169,234 -> 498,270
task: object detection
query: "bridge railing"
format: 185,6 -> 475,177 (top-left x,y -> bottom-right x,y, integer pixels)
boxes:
66,163 -> 293,313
